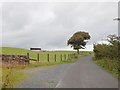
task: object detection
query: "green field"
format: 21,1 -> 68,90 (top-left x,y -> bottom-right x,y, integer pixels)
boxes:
1,47 -> 77,63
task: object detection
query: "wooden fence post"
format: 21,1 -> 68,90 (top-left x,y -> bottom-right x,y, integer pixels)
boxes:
64,54 -> 66,60
37,53 -> 39,62
27,53 -> 30,64
72,54 -> 73,58
73,53 -> 75,58
27,53 -> 29,58
54,54 -> 56,62
71,54 -> 73,58
47,54 -> 49,62
70,54 -> 71,58
72,54 -> 74,58
68,54 -> 69,60
60,54 -> 62,61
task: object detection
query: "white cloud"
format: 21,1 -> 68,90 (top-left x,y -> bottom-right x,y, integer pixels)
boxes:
2,2 -> 118,51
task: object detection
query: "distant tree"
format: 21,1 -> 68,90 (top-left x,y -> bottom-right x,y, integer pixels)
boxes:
67,31 -> 90,54
107,34 -> 119,45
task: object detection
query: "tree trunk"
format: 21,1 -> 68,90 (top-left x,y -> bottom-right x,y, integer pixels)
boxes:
77,49 -> 79,54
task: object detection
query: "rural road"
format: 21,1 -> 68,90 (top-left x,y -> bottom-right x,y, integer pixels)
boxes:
15,55 -> 118,88
15,62 -> 74,88
56,56 -> 118,88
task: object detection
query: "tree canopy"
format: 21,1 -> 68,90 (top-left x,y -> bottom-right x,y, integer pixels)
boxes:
67,31 -> 90,54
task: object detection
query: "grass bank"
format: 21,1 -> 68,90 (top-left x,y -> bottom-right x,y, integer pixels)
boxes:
1,67 -> 26,88
93,57 -> 120,79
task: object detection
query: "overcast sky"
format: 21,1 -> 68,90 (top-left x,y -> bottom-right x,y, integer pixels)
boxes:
1,1 -> 118,51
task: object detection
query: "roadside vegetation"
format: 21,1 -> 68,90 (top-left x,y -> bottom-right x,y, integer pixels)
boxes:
2,67 -> 26,88
0,66 -> 2,89
93,35 -> 120,79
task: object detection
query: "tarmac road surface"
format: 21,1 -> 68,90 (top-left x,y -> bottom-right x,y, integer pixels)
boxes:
56,55 -> 118,88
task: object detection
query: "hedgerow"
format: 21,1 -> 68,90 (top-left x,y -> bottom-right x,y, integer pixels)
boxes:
93,35 -> 120,79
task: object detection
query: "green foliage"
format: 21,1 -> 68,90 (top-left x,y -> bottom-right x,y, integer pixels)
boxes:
93,34 -> 120,79
67,31 -> 90,54
94,34 -> 120,60
94,58 -> 120,79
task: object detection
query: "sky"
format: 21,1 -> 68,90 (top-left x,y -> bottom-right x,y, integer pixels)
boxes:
1,1 -> 118,51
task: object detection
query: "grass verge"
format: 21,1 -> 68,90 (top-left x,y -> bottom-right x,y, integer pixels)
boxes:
2,67 -> 26,88
93,57 -> 120,79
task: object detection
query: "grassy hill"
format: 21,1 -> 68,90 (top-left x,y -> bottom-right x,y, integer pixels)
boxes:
0,47 -> 76,63
0,47 -> 30,55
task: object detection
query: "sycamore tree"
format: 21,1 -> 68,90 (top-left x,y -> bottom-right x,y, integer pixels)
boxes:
67,31 -> 90,54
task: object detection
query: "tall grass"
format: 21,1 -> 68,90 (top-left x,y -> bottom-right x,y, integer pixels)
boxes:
2,61 -> 26,88
93,57 -> 119,79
